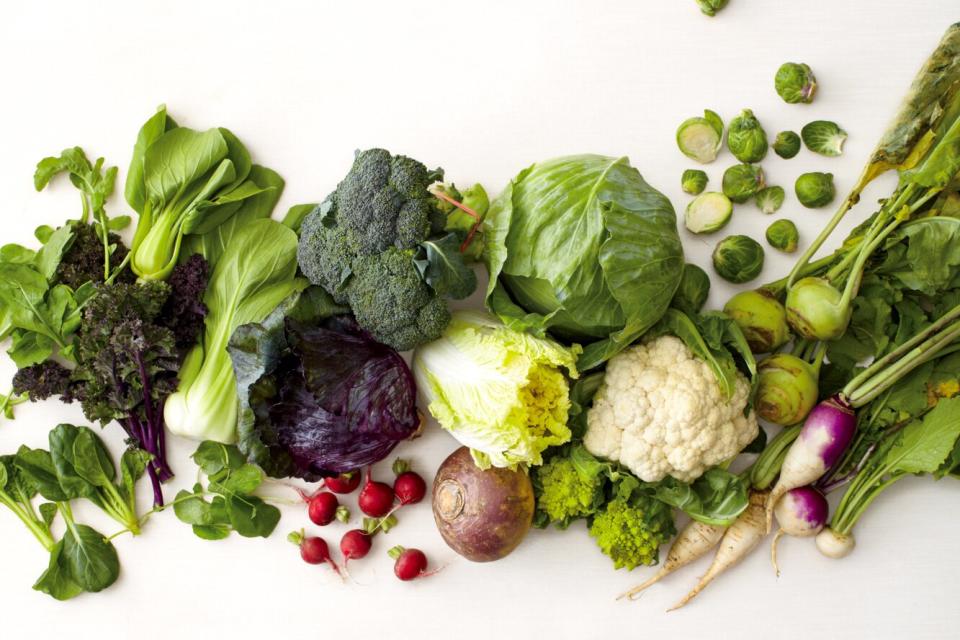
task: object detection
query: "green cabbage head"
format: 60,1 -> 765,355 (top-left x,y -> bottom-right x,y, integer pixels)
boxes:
483,155 -> 684,370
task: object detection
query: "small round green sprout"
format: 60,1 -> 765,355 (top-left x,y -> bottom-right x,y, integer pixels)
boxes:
723,289 -> 790,353
775,62 -> 818,104
672,263 -> 711,316
682,169 -> 709,195
785,276 -> 851,340
712,235 -> 765,284
801,120 -> 848,157
766,219 -> 799,253
696,0 -> 729,16
773,131 -> 801,159
685,192 -> 733,234
795,172 -> 835,208
755,186 -> 785,214
726,109 -> 768,163
722,163 -> 765,204
677,110 -> 724,163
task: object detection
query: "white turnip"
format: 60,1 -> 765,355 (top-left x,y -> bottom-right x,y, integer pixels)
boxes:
816,527 -> 856,559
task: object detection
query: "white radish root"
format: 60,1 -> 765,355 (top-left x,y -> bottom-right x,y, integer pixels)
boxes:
618,520 -> 726,601
669,491 -> 768,611
770,529 -> 786,576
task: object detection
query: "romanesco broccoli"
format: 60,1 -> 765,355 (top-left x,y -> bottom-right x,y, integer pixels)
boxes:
589,495 -> 675,570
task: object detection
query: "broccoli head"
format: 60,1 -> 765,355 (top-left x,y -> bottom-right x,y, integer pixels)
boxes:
298,148 -> 475,350
589,495 -> 675,570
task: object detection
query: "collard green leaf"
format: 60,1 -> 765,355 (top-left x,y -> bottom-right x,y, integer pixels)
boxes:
414,232 -> 476,300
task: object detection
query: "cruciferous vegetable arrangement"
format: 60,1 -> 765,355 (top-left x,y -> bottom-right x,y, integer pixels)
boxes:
1,11 -> 958,610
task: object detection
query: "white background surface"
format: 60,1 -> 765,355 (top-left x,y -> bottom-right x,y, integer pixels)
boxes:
1,2 -> 958,638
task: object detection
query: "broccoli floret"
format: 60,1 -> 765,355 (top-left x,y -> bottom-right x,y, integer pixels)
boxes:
589,496 -> 675,570
535,455 -> 603,527
298,148 -> 472,350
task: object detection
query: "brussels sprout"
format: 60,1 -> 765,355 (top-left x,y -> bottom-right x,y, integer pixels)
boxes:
756,353 -> 819,425
726,109 -> 768,163
775,62 -> 817,104
773,130 -> 801,159
671,263 -> 711,316
723,289 -> 790,353
766,219 -> 799,253
801,120 -> 847,157
685,192 -> 733,234
722,163 -> 765,204
795,172 -> 835,208
755,186 -> 785,214
712,235 -> 765,284
682,169 -> 709,195
677,110 -> 724,163
785,276 -> 851,340
696,0 -> 729,16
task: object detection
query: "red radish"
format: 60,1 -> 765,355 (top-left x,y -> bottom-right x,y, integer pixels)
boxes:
340,529 -> 372,566
619,520 -> 727,601
764,396 -> 856,532
307,492 -> 340,526
324,470 -> 361,494
770,486 -> 829,575
394,471 -> 427,505
389,545 -> 431,581
288,530 -> 341,576
359,469 -> 395,517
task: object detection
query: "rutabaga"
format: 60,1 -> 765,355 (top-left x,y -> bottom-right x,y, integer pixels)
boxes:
164,219 -> 306,443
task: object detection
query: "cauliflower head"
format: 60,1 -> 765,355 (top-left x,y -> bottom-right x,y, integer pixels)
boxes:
583,335 -> 758,483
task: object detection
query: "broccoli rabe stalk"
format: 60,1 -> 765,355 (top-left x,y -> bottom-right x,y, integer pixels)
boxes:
298,149 -> 478,351
589,494 -> 675,570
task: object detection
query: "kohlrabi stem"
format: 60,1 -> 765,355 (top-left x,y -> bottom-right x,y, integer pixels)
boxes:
811,342 -> 827,375
766,254 -> 842,298
849,320 -> 960,406
786,194 -> 858,290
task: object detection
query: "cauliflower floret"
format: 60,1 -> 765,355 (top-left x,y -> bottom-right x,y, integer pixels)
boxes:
583,335 -> 757,483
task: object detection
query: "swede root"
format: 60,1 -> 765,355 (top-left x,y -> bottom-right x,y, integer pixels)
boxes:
668,491 -> 768,611
618,520 -> 726,601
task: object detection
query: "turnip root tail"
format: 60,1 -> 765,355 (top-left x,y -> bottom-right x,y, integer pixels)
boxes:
770,529 -> 785,577
668,492 -> 768,611
764,483 -> 787,534
618,520 -> 726,601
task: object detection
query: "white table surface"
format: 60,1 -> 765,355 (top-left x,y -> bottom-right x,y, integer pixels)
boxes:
1,2 -> 958,638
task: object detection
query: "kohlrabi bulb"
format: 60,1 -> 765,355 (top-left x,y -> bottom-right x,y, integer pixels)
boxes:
756,353 -> 819,425
785,276 -> 851,340
712,235 -> 765,284
775,62 -> 818,104
723,163 -> 766,204
723,289 -> 790,353
795,172 -> 835,208
727,109 -> 769,163
766,219 -> 799,253
773,131 -> 802,159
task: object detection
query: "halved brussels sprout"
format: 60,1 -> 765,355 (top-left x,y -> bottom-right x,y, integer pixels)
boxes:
785,276 -> 851,340
672,263 -> 711,316
773,131 -> 801,159
801,120 -> 847,157
696,0 -> 729,16
795,172 -> 835,208
685,192 -> 733,234
682,169 -> 709,195
755,186 -> 785,214
723,289 -> 790,353
722,163 -> 765,203
712,235 -> 765,283
677,110 -> 724,163
727,109 -> 768,163
766,219 -> 799,253
775,62 -> 817,104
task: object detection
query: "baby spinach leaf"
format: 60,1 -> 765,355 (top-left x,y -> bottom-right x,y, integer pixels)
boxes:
71,427 -> 117,488
62,523 -> 119,593
15,446 -> 70,502
33,540 -> 84,601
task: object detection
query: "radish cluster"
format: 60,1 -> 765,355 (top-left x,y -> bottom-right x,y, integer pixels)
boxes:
289,459 -> 435,582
